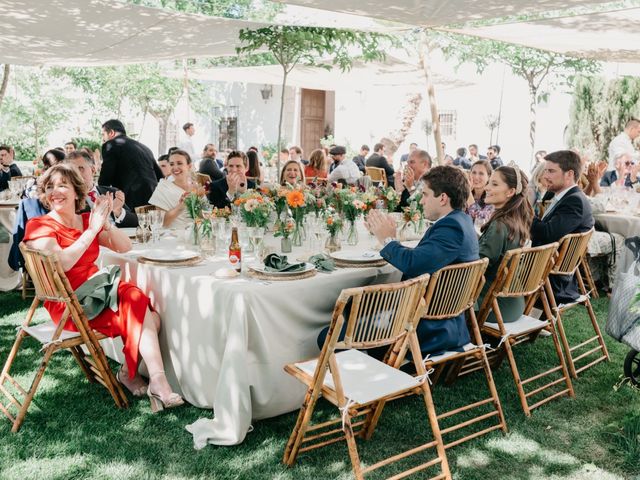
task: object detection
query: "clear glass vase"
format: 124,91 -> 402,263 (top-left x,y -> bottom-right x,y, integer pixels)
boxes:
292,221 -> 303,247
346,220 -> 358,246
325,233 -> 341,253
281,237 -> 292,253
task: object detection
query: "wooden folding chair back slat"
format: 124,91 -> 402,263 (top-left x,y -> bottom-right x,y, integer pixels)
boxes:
423,259 -> 488,320
134,205 -> 158,215
365,167 -> 387,187
551,229 -> 593,275
475,242 -> 575,416
0,245 -> 128,432
284,274 -> 454,479
546,228 -> 610,378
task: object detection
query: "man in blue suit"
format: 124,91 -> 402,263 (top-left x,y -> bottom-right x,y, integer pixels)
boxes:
367,166 -> 479,355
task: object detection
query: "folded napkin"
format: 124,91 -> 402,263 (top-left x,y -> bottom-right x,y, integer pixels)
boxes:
74,265 -> 121,320
263,253 -> 306,273
309,253 -> 336,273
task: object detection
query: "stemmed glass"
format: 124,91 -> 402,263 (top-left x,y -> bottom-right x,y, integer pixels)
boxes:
136,213 -> 150,243
150,210 -> 165,244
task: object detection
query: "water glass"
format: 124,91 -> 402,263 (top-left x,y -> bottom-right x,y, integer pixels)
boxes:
150,210 -> 165,244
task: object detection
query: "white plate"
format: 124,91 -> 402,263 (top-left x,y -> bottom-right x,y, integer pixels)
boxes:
141,249 -> 200,262
330,250 -> 383,262
120,227 -> 138,238
249,262 -> 315,276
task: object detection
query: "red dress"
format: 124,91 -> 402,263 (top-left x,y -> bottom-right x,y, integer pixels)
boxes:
304,165 -> 327,179
23,213 -> 148,379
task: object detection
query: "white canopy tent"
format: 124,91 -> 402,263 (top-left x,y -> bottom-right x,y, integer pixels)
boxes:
276,0 -> 611,27
444,7 -> 640,63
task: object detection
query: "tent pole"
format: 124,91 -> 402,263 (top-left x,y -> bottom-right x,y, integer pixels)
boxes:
419,29 -> 444,165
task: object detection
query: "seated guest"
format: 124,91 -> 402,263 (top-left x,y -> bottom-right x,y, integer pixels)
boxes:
304,149 -> 328,180
600,152 -> 640,188
67,151 -> 138,228
351,145 -> 369,173
280,160 -> 305,186
149,149 -> 197,229
365,166 -> 479,355
327,146 -> 361,185
199,144 -> 223,181
0,145 -> 22,192
467,160 -> 494,224
477,166 -> 533,322
23,164 -> 183,410
394,149 -> 432,209
289,145 -> 308,165
531,150 -> 594,303
246,149 -> 263,184
43,148 -> 66,170
9,197 -> 48,271
208,151 -> 256,209
366,143 -> 395,188
453,147 -> 472,170
157,154 -> 172,179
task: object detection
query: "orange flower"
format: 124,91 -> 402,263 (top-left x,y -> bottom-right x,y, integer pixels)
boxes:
327,217 -> 334,225
234,199 -> 242,206
286,190 -> 305,208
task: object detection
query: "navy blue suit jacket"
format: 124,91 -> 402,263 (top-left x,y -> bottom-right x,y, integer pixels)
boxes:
9,198 -> 48,271
208,176 -> 256,209
380,209 -> 479,355
531,185 -> 594,303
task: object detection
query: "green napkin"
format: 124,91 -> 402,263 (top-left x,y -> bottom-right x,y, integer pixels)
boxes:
309,254 -> 336,273
263,253 -> 306,273
75,265 -> 121,320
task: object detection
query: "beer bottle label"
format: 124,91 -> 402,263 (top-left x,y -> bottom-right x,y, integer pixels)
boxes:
229,249 -> 242,271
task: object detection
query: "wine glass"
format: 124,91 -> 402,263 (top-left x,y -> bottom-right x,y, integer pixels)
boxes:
150,210 -> 165,244
249,226 -> 265,259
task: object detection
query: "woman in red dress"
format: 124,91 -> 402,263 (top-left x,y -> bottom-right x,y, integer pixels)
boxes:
23,163 -> 183,412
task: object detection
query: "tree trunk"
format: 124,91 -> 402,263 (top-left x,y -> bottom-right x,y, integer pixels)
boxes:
0,64 -> 9,111
528,88 -> 537,166
419,32 -> 443,165
276,68 -> 289,176
149,110 -> 171,155
380,92 -> 423,161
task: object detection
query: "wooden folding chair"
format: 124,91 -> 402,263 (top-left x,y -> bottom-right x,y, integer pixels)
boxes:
581,253 -> 600,299
476,243 -> 575,416
546,229 -> 610,378
396,259 -> 508,449
284,274 -> 452,480
21,270 -> 35,300
0,245 -> 128,432
134,205 -> 158,215
365,167 -> 387,187
195,172 -> 211,186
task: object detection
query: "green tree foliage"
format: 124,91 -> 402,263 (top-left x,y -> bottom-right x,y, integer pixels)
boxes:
0,68 -> 74,159
128,0 -> 281,21
237,26 -> 390,172
435,31 -> 599,159
567,76 -> 640,162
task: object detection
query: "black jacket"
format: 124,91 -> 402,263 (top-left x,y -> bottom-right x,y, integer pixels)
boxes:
208,177 -> 256,209
531,186 -> 594,303
0,164 -> 23,192
366,153 -> 395,187
199,157 -> 224,181
99,135 -> 163,209
80,185 -> 138,228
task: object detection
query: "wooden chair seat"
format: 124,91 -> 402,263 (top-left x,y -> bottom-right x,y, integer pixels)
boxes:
0,245 -> 128,432
293,349 -> 423,406
483,314 -> 548,337
427,343 -> 476,364
365,167 -> 387,187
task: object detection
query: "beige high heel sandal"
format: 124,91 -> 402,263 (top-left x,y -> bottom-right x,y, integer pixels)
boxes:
147,372 -> 185,413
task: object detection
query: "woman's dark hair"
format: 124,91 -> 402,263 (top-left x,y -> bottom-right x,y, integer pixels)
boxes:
481,166 -> 533,244
246,150 -> 261,178
308,149 -> 326,171
43,148 -> 66,168
38,163 -> 88,212
421,166 -> 469,210
169,149 -> 192,164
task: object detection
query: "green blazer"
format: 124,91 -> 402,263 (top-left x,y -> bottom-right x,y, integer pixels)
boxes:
478,220 -> 524,323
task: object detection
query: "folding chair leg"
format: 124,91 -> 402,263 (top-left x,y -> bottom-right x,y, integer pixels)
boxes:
581,259 -> 598,298
479,351 -> 508,433
69,347 -> 95,383
343,413 -> 364,480
547,320 -> 575,400
584,298 -> 610,362
544,280 -> 578,378
503,339 -> 531,416
283,387 -> 322,466
12,345 -> 57,432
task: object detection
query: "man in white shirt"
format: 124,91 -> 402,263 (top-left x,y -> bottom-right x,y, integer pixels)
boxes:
608,118 -> 640,170
327,146 -> 361,185
178,122 -> 198,167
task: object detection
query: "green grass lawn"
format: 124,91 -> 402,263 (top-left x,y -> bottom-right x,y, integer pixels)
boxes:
0,291 -> 638,480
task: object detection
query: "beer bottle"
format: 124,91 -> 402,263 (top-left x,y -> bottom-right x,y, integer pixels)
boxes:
229,226 -> 242,272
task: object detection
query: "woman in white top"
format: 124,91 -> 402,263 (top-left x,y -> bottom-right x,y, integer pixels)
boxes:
148,149 -> 196,228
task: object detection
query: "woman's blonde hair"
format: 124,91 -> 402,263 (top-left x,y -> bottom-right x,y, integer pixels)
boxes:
279,160 -> 306,185
38,163 -> 88,212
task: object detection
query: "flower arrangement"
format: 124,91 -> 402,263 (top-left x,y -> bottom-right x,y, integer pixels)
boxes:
185,192 -> 208,220
382,186 -> 400,212
324,211 -> 343,237
342,194 -> 368,223
286,188 -> 308,246
274,216 -> 295,239
235,191 -> 273,228
210,206 -> 232,219
361,187 -> 382,212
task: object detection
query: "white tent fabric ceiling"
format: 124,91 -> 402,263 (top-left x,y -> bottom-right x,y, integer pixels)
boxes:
276,0 -> 612,28
444,7 -> 640,63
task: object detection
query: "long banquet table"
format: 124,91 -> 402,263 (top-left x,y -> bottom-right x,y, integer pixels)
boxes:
0,203 -> 21,292
100,228 -> 401,448
594,212 -> 640,273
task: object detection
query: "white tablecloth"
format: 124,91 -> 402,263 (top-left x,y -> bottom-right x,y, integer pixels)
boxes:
100,229 -> 401,447
0,206 -> 20,292
594,213 -> 640,273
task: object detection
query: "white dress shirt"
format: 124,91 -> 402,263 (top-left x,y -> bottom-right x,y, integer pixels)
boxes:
327,159 -> 362,184
608,131 -> 639,170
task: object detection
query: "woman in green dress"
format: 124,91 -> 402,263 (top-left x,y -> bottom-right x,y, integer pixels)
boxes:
477,165 -> 533,322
